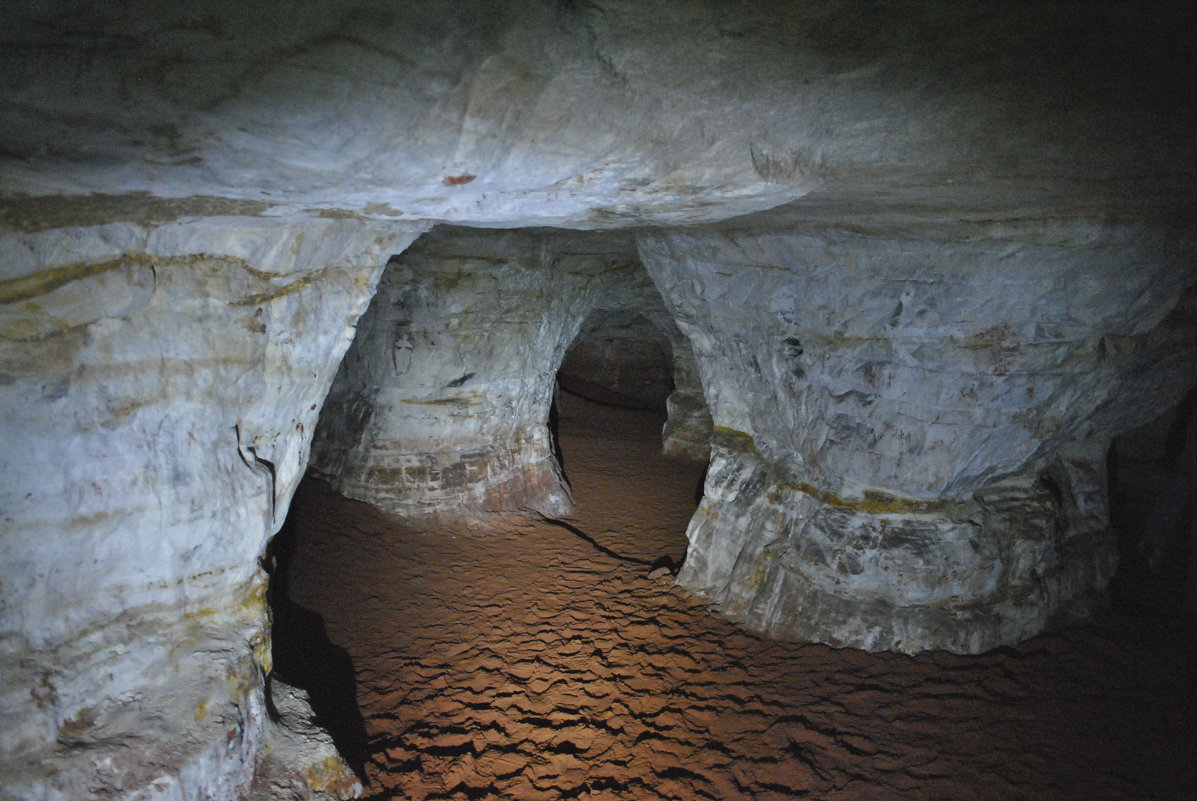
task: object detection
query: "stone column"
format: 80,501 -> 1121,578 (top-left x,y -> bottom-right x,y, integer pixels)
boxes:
660,320 -> 714,462
311,227 -> 585,519
639,218 -> 1197,654
311,226 -> 709,519
0,216 -> 419,798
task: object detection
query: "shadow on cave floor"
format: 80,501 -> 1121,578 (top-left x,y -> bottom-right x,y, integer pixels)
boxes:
266,513 -> 369,779
283,393 -> 1197,801
549,384 -> 705,569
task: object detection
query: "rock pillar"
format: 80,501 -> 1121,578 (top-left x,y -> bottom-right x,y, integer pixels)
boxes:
640,219 -> 1197,653
0,217 -> 419,798
311,226 -> 709,518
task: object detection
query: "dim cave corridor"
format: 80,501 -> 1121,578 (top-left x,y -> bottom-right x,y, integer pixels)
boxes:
274,391 -> 1197,801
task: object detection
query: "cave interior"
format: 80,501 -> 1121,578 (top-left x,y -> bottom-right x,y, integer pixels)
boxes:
1,2 -> 1196,799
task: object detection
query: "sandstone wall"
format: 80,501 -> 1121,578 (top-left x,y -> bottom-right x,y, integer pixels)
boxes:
640,218 -> 1197,653
310,227 -> 710,519
2,0 -> 1195,796
0,218 -> 420,799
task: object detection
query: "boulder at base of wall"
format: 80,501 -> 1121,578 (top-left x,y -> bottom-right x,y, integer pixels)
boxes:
250,680 -> 362,801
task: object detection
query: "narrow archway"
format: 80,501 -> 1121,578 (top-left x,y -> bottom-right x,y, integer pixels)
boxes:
551,306 -> 707,569
557,309 -> 674,413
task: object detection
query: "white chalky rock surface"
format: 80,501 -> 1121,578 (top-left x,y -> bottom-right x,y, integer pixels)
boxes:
310,226 -> 704,518
2,2 -> 1191,228
0,218 -> 420,799
639,216 -> 1197,652
0,0 -> 1194,797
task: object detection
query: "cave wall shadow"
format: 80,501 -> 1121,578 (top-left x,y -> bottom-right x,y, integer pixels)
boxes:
265,511 -> 369,779
1107,382 -> 1197,618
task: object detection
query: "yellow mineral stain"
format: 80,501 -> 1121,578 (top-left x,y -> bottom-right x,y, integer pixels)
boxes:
1,249 -> 336,312
0,256 -> 144,305
712,426 -> 946,515
251,631 -> 273,676
231,270 -> 322,307
402,391 -> 483,407
0,192 -> 270,232
362,201 -> 405,217
305,756 -> 357,793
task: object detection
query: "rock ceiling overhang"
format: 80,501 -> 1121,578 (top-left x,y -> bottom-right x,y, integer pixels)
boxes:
2,0 -> 1194,233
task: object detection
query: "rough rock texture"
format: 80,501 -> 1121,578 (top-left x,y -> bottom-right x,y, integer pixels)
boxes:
0,218 -> 419,799
310,226 -> 704,518
2,0 -> 1196,796
640,219 -> 1197,652
250,681 -> 362,801
3,2 -> 1192,228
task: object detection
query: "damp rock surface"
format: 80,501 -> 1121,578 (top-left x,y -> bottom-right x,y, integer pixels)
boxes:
284,395 -> 1197,801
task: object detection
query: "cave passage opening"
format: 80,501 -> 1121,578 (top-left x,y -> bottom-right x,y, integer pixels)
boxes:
556,308 -> 675,415
1107,382 -> 1197,617
265,226 -> 715,785
549,301 -> 710,569
551,305 -> 677,487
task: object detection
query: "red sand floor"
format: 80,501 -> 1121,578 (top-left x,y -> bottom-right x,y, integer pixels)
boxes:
285,393 -> 1197,800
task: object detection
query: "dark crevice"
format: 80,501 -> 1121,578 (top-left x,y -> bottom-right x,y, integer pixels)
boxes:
1108,381 -> 1197,617
265,512 -> 369,780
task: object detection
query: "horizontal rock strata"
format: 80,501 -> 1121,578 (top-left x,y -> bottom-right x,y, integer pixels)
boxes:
0,218 -> 420,799
1,0 -> 1195,796
640,218 -> 1197,653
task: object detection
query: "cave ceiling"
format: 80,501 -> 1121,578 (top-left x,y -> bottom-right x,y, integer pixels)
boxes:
2,0 -> 1193,234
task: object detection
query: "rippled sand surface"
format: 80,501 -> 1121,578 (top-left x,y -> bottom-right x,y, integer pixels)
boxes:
284,393 -> 1197,800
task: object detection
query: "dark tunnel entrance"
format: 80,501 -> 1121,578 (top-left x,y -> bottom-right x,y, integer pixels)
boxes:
556,309 -> 675,414
1108,382 -> 1197,617
547,305 -> 709,571
548,307 -> 675,487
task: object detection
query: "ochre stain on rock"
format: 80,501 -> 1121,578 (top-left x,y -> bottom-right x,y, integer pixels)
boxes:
712,426 -> 947,515
0,256 -> 142,305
